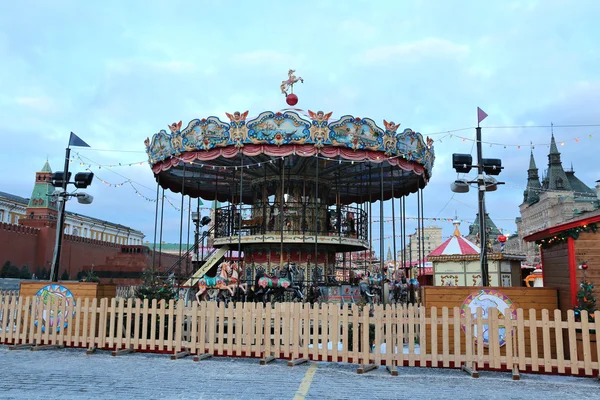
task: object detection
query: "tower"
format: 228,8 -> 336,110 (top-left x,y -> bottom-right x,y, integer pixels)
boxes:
20,160 -> 59,228
543,134 -> 571,191
523,150 -> 542,205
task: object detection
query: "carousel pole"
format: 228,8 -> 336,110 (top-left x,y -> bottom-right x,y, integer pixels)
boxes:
420,188 -> 425,287
391,168 -> 397,281
314,155 -> 319,282
195,183 -> 200,266
379,162 -> 384,304
263,166 -> 267,237
237,153 -> 244,300
207,173 -> 219,263
158,188 -> 165,270
280,158 -> 285,269
416,187 -> 421,285
151,175 -> 160,271
178,163 -> 186,284
368,165 -> 372,275
399,194 -> 404,280
186,196 -> 191,279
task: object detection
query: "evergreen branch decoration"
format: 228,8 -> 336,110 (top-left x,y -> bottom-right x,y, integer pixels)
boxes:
536,222 -> 598,249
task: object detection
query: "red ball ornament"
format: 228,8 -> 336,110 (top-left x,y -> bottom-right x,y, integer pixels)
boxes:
582,262 -> 588,270
498,235 -> 507,243
286,93 -> 298,106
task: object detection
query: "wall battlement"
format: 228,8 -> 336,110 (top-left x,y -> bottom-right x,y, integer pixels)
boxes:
0,222 -> 39,235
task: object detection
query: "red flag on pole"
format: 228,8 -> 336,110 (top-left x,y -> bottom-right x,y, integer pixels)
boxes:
477,107 -> 488,125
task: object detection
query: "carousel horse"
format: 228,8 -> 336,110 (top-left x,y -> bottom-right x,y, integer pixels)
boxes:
196,262 -> 237,304
308,282 -> 324,305
225,262 -> 248,300
391,280 -> 408,304
255,263 -> 304,303
280,69 -> 304,96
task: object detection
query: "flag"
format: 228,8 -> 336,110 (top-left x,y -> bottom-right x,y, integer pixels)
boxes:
477,107 -> 488,124
68,132 -> 90,148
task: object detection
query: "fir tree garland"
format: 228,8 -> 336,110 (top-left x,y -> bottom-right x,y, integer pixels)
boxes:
536,222 -> 598,249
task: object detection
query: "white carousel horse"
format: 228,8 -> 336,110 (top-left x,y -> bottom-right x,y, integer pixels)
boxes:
225,262 -> 248,298
196,262 -> 235,304
280,69 -> 304,96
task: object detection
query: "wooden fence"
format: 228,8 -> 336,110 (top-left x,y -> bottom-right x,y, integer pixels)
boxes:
0,294 -> 598,377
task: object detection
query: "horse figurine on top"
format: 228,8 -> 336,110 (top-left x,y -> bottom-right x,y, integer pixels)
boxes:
280,69 -> 304,96
196,262 -> 246,304
255,263 -> 304,303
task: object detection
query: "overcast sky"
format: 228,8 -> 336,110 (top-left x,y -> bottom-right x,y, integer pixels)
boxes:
1,0 -> 599,255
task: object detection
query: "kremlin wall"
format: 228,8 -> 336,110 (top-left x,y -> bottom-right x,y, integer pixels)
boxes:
0,162 -> 180,285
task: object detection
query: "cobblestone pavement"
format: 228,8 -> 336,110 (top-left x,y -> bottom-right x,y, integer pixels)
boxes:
1,346 -> 598,400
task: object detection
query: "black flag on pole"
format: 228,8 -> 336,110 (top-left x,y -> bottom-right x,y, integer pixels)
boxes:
68,132 -> 90,148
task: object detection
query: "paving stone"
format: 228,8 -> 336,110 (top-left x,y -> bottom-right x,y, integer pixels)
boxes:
1,347 -> 597,399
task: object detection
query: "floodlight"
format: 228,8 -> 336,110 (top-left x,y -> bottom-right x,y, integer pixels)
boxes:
74,172 -> 94,189
452,154 -> 473,173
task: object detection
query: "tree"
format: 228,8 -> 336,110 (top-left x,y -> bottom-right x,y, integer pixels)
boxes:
1,261 -> 10,278
40,267 -> 49,280
60,270 -> 70,281
4,264 -> 20,278
574,279 -> 596,323
134,269 -> 177,302
78,270 -> 99,283
20,265 -> 32,279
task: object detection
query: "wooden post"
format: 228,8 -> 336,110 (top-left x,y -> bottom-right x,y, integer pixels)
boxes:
171,350 -> 191,360
193,353 -> 212,362
111,346 -> 134,356
461,362 -> 479,378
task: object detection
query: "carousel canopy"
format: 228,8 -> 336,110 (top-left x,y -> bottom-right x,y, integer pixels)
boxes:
428,220 -> 480,257
144,110 -> 435,204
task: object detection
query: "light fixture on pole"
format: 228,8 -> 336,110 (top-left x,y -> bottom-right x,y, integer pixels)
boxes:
450,108 -> 503,287
49,132 -> 93,282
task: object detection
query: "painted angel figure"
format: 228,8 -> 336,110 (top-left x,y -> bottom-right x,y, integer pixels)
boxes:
383,120 -> 401,133
225,110 -> 249,124
168,121 -> 182,134
308,110 -> 333,123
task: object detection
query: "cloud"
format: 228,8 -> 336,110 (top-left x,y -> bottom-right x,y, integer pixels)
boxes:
363,38 -> 470,64
15,96 -> 61,113
230,51 -> 299,66
105,59 -> 199,75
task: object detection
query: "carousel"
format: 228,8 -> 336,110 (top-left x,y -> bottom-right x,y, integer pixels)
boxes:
144,71 -> 435,303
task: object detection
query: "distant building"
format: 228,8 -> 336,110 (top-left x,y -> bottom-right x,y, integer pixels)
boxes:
0,162 -> 179,284
400,225 -> 443,263
516,135 -> 599,264
0,161 -> 145,245
466,212 -> 503,247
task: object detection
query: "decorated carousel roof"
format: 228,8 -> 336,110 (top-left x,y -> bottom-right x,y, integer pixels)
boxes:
428,220 -> 480,257
145,105 -> 434,203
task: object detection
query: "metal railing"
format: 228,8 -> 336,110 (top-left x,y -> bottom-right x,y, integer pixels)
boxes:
214,202 -> 367,240
161,226 -> 216,279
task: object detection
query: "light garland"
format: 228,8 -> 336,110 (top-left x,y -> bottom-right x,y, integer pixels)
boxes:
536,223 -> 598,248
72,153 -> 212,213
448,132 -> 595,149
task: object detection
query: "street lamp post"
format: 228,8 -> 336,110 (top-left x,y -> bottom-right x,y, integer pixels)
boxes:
475,125 -> 489,287
451,108 -> 503,287
49,132 -> 94,282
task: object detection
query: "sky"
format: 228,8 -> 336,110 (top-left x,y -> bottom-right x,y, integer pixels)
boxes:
1,0 -> 599,256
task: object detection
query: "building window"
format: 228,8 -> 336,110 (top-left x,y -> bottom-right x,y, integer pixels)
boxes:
0,210 -> 4,222
556,178 -> 563,189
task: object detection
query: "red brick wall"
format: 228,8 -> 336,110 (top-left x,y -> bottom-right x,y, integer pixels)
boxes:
0,224 -> 190,284
0,223 -> 40,268
59,234 -> 123,279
